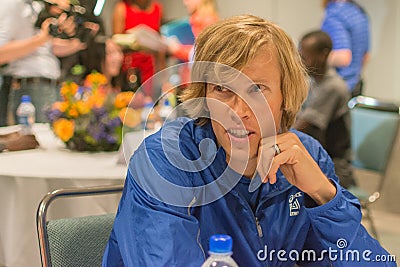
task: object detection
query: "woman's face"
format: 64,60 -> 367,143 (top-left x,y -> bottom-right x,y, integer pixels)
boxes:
104,40 -> 123,78
183,0 -> 202,14
206,46 -> 283,174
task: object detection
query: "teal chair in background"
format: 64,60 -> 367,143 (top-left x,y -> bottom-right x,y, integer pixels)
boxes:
36,185 -> 124,267
348,96 -> 400,240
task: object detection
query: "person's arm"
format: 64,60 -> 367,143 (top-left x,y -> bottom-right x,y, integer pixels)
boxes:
322,14 -> 352,68
293,84 -> 343,144
260,86 -> 344,204
166,37 -> 192,62
297,145 -> 396,266
52,38 -> 86,57
0,12 -> 79,64
328,49 -> 352,67
112,2 -> 126,34
0,134 -> 39,152
54,20 -> 102,58
102,147 -> 205,266
261,132 -> 336,205
0,19 -> 51,65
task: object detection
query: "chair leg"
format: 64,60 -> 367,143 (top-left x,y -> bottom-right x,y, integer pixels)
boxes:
363,205 -> 379,241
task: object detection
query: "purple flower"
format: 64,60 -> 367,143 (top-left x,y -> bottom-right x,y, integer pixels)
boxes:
46,108 -> 63,122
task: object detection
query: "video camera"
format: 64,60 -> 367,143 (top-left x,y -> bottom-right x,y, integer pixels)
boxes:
34,0 -> 97,43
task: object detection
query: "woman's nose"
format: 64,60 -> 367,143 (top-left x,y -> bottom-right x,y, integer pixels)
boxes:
229,94 -> 251,121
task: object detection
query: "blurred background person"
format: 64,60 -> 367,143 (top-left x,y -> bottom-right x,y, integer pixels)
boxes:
112,0 -> 165,96
66,36 -> 124,91
294,30 -> 356,189
0,0 -> 87,124
321,0 -> 370,97
166,0 -> 219,62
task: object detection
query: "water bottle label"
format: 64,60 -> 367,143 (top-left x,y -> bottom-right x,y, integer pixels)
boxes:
18,116 -> 30,126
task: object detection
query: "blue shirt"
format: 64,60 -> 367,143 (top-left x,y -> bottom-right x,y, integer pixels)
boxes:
103,118 -> 395,266
321,1 -> 370,91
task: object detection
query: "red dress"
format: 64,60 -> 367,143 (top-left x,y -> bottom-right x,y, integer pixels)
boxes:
123,1 -> 162,95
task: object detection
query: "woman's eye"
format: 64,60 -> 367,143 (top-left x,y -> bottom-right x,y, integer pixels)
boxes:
213,85 -> 230,92
249,84 -> 266,93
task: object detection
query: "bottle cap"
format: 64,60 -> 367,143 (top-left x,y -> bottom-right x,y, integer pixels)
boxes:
21,95 -> 31,103
209,234 -> 233,253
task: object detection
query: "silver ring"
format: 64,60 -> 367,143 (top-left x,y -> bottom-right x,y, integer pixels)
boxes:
273,144 -> 281,155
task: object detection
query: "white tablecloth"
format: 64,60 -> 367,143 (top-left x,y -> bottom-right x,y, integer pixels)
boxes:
0,124 -> 129,267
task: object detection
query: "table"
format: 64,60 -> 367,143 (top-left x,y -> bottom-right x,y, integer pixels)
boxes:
0,124 -> 129,267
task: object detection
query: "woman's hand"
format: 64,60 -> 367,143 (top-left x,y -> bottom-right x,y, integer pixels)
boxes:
258,132 -> 336,205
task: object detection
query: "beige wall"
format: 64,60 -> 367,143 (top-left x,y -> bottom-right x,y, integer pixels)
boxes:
101,0 -> 400,102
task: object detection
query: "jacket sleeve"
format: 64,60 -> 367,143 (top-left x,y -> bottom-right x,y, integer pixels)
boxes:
300,145 -> 396,266
102,147 -> 205,267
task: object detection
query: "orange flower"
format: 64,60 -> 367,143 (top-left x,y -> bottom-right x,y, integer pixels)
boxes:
114,92 -> 134,109
53,118 -> 75,142
52,101 -> 69,112
88,91 -> 106,108
85,72 -> 108,87
60,81 -> 79,98
76,100 -> 90,115
119,107 -> 141,128
68,104 -> 79,118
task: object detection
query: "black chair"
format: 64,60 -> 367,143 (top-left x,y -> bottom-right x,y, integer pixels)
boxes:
36,184 -> 124,267
348,96 -> 400,239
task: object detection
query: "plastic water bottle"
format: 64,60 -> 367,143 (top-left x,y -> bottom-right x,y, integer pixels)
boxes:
201,234 -> 239,267
16,95 -> 35,135
141,98 -> 155,130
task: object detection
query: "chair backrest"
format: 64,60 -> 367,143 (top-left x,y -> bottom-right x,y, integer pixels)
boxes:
348,96 -> 400,173
37,185 -> 124,267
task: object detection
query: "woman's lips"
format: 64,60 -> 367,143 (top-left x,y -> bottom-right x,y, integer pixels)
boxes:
226,128 -> 255,143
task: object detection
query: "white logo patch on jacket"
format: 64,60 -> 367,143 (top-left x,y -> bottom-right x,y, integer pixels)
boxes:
289,192 -> 302,216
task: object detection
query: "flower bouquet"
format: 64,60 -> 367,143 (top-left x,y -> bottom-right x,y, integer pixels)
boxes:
46,72 -> 138,152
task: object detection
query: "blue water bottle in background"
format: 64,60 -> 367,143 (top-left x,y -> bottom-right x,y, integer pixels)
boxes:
201,234 -> 239,267
16,95 -> 35,135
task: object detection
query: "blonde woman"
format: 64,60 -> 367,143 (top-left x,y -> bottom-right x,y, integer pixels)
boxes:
103,15 -> 394,267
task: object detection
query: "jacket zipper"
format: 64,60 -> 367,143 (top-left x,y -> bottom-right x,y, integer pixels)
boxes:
188,196 -> 206,260
232,189 -> 264,241
255,217 -> 263,238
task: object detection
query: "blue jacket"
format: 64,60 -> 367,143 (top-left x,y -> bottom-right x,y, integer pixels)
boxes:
103,118 -> 396,266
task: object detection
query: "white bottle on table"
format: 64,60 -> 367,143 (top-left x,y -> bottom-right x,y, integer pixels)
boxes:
16,95 -> 35,135
141,97 -> 155,130
201,234 -> 239,267
159,98 -> 175,123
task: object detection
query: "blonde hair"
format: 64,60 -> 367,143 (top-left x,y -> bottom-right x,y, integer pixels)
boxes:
180,14 -> 309,132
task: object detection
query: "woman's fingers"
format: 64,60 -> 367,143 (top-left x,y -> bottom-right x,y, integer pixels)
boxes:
257,135 -> 276,183
266,149 -> 299,184
257,145 -> 275,182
